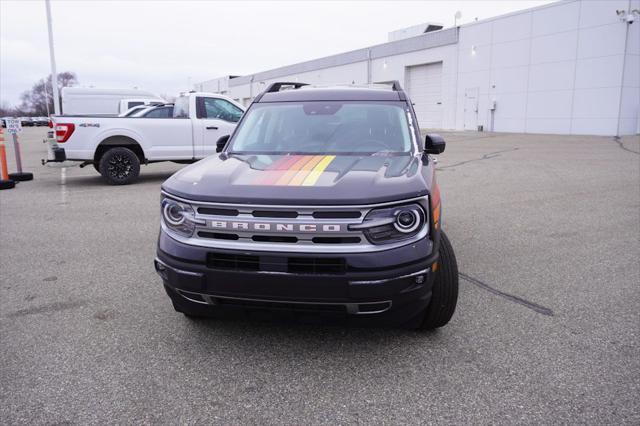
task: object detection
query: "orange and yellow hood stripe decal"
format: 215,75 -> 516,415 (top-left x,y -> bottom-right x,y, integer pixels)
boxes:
254,155 -> 336,186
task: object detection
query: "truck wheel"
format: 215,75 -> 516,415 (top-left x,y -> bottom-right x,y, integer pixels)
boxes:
419,231 -> 459,330
99,147 -> 140,185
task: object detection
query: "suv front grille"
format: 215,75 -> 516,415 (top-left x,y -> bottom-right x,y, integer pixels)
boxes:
206,252 -> 346,275
191,202 -> 374,250
163,193 -> 428,253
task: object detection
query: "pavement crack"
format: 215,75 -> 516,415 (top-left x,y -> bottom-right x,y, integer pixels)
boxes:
438,148 -> 519,170
459,272 -> 554,316
613,136 -> 640,155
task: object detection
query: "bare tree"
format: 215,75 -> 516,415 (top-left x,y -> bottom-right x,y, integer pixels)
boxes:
0,101 -> 28,117
19,71 -> 78,115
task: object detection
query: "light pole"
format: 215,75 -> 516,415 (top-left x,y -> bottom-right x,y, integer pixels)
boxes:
45,0 -> 60,115
43,80 -> 50,116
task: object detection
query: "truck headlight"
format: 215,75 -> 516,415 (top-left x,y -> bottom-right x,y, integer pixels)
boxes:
161,196 -> 196,237
352,202 -> 427,244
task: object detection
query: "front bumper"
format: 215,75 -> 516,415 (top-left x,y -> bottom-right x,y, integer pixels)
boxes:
156,229 -> 439,326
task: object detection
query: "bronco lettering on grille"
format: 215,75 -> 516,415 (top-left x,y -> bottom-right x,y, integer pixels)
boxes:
208,221 -> 343,233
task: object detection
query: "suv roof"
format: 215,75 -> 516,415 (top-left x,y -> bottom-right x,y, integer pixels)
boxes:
256,81 -> 407,103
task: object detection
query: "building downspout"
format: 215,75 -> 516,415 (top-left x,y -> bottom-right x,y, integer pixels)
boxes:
452,26 -> 460,130
615,0 -> 631,137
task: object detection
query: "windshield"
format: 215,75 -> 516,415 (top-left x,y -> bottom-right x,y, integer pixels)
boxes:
228,101 -> 413,155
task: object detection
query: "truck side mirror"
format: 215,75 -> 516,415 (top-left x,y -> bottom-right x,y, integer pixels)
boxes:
424,133 -> 445,154
216,135 -> 230,153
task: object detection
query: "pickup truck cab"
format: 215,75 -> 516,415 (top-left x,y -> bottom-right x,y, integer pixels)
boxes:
155,82 -> 459,330
46,92 -> 245,184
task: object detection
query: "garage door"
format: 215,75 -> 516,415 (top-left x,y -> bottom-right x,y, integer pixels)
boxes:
406,62 -> 443,129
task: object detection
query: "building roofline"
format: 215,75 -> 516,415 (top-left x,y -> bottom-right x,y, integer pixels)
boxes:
458,0 -> 566,28
229,27 -> 458,87
209,0 -> 564,88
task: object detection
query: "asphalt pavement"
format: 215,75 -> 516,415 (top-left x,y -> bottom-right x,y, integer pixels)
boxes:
1,127 -> 639,424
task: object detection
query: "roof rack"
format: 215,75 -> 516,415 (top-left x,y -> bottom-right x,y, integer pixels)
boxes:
254,82 -> 309,102
390,80 -> 403,92
383,80 -> 406,100
254,80 -> 405,102
265,82 -> 309,93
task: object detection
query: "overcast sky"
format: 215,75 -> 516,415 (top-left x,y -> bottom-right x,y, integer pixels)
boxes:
1,0 -> 553,107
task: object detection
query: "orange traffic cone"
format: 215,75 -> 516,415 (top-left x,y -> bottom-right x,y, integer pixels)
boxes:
0,127 -> 16,190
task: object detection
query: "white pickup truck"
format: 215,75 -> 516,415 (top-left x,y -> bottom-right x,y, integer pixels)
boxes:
45,92 -> 245,184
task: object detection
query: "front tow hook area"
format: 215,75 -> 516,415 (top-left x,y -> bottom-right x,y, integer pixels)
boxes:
154,258 -> 169,281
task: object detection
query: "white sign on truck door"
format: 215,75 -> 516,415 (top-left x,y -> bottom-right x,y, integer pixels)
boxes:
6,119 -> 22,135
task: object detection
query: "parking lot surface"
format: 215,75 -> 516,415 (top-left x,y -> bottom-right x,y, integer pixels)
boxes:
1,128 -> 639,424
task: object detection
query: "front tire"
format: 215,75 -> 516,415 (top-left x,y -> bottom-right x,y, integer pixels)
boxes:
419,231 -> 459,330
98,147 -> 140,185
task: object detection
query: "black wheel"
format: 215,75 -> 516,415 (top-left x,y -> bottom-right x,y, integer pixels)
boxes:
0,179 -> 16,190
9,172 -> 33,182
98,147 -> 140,185
419,231 -> 459,330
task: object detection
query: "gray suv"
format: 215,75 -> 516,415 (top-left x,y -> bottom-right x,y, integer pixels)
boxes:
155,82 -> 458,329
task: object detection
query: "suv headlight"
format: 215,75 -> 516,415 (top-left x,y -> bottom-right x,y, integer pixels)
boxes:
351,202 -> 427,244
161,196 -> 197,237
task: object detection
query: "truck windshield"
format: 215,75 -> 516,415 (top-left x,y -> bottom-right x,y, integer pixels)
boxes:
228,101 -> 413,155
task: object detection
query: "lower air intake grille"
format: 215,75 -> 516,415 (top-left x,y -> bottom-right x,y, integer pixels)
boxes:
206,252 -> 345,274
207,253 -> 259,271
288,257 -> 345,274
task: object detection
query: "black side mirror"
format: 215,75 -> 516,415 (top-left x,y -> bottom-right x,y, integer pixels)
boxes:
216,135 -> 230,153
424,133 -> 445,154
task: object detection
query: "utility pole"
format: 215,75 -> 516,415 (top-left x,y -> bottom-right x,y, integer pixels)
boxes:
45,0 -> 60,115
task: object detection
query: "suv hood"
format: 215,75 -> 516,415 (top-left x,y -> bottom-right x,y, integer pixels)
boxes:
162,153 -> 430,205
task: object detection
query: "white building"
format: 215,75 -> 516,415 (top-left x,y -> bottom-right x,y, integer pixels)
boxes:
196,0 -> 639,136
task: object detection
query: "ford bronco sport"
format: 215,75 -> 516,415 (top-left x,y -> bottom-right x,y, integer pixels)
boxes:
155,81 -> 458,329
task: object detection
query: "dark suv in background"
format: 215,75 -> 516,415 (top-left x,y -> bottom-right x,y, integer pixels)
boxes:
155,81 -> 458,330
